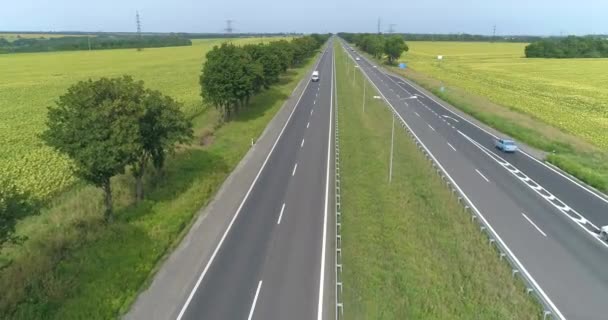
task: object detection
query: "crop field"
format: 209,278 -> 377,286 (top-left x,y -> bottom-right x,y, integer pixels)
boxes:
0,33 -> 80,41
399,42 -> 608,149
0,38 -> 275,199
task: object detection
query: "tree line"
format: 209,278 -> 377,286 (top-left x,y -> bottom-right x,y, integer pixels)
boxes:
200,34 -> 329,120
525,36 -> 608,58
0,35 -> 191,54
339,33 -> 408,64
339,32 -> 546,43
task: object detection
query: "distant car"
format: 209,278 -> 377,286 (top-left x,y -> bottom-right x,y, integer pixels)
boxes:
600,226 -> 608,241
311,70 -> 319,82
495,139 -> 518,153
373,65 -> 377,68
355,57 -> 361,61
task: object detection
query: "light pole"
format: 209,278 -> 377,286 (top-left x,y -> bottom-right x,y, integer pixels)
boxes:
362,77 -> 366,113
389,113 -> 395,183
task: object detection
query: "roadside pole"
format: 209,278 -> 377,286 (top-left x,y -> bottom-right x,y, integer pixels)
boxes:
362,77 -> 366,113
389,113 -> 394,183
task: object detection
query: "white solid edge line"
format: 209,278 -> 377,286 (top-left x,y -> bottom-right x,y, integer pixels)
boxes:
277,203 -> 286,225
475,169 -> 490,183
384,71 -> 608,205
301,138 -> 305,148
247,281 -> 263,320
175,48 -> 327,320
447,142 -> 457,152
522,213 -> 547,237
345,42 -> 566,319
316,43 -> 334,320
292,163 -> 298,176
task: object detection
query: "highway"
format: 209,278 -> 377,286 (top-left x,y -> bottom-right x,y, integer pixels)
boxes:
340,40 -> 608,320
174,42 -> 335,320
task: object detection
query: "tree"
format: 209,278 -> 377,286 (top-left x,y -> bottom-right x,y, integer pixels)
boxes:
0,181 -> 40,247
42,76 -> 143,222
384,35 -> 409,64
131,90 -> 193,202
364,34 -> 385,58
268,40 -> 293,73
244,43 -> 282,88
200,43 -> 253,121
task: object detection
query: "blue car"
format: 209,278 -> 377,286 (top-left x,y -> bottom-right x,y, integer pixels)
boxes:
495,139 -> 518,153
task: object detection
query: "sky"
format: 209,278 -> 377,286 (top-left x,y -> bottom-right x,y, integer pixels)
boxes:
2,0 -> 607,36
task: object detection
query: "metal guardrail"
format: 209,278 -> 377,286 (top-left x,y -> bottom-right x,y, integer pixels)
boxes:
340,40 -> 562,320
334,47 -> 344,320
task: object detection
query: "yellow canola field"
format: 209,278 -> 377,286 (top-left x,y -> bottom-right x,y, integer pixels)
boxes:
401,41 -> 608,148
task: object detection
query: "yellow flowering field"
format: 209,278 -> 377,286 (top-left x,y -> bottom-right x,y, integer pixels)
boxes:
400,41 -> 608,149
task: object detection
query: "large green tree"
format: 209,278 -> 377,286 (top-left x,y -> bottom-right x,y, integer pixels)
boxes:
244,43 -> 282,88
132,90 -> 193,202
42,76 -> 143,222
268,40 -> 294,72
384,35 -> 409,64
200,43 -> 253,120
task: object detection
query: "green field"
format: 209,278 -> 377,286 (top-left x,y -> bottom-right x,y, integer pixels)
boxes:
335,43 -> 540,319
0,38 -> 275,199
392,41 -> 608,191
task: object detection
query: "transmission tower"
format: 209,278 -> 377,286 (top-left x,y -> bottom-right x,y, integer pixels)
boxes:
224,20 -> 234,35
387,24 -> 396,34
377,17 -> 381,34
492,25 -> 496,42
136,11 -> 142,51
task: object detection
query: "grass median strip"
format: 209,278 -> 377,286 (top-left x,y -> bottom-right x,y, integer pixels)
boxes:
335,43 -> 540,319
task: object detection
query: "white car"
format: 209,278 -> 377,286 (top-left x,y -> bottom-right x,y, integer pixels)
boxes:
355,57 -> 361,61
311,70 -> 319,82
600,226 -> 608,241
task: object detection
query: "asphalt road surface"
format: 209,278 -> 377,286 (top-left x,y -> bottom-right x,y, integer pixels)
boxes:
175,42 -> 335,320
340,40 -> 608,320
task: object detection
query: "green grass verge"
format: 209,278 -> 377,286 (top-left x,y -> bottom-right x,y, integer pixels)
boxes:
0,54 -> 317,319
335,43 -> 541,319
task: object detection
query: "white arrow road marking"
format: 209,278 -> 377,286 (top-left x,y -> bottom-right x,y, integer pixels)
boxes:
442,115 -> 460,122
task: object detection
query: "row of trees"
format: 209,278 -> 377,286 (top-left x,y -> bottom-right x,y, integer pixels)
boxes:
42,76 -> 193,222
525,36 -> 608,58
339,33 -> 409,64
200,34 -> 329,120
0,35 -> 192,54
